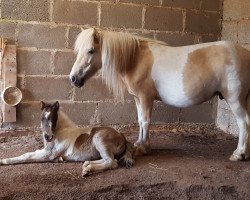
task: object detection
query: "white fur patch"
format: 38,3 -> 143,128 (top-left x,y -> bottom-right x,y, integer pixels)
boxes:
44,111 -> 51,119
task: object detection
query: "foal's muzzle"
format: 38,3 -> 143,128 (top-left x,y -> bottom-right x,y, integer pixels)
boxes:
44,134 -> 53,142
70,75 -> 85,88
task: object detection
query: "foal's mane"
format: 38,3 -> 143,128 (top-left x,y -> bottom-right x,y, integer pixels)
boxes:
76,28 -> 165,101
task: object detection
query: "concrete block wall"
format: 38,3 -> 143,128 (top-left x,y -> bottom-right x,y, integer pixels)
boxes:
0,0 -> 222,130
217,0 -> 250,136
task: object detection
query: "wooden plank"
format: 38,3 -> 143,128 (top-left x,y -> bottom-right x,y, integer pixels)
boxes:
2,45 -> 17,123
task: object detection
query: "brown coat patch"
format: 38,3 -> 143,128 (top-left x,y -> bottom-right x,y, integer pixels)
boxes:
183,45 -> 232,103
74,134 -> 90,149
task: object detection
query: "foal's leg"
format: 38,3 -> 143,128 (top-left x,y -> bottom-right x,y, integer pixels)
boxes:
134,95 -> 154,155
0,149 -> 51,165
81,144 -> 118,176
228,97 -> 250,161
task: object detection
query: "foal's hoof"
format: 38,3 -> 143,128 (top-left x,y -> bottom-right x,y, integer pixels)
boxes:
134,144 -> 151,156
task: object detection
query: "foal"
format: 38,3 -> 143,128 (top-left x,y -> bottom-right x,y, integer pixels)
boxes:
0,101 -> 134,176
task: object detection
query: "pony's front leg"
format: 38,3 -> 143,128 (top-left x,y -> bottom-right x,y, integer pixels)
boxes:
0,149 -> 52,165
134,95 -> 154,156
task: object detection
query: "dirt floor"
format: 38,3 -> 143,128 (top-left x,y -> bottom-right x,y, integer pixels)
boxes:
0,124 -> 249,200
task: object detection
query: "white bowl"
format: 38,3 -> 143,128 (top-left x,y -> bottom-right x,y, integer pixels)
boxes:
1,86 -> 22,106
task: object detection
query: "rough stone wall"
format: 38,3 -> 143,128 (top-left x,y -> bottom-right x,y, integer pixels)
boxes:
217,0 -> 250,136
0,0 -> 222,130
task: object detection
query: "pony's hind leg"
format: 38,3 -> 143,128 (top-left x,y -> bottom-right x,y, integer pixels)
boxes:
228,94 -> 250,161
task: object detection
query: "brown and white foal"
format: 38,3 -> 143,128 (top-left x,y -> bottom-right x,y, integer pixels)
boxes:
0,101 -> 134,176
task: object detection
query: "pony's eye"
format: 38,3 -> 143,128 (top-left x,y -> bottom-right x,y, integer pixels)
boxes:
88,48 -> 95,54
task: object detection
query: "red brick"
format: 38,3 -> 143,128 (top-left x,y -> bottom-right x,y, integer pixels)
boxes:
145,7 -> 183,31
23,77 -> 72,101
186,11 -> 221,34
101,3 -> 142,29
1,0 -> 49,21
18,24 -> 67,49
54,51 -> 76,75
75,77 -> 113,101
68,27 -> 81,49
98,102 -> 137,125
0,21 -> 17,44
201,0 -> 222,11
53,0 -> 98,25
223,0 -> 250,20
162,0 -> 201,9
60,102 -> 97,126
17,50 -> 51,75
156,32 -> 195,46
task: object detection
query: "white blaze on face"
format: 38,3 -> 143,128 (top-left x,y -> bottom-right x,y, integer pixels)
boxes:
44,111 -> 51,119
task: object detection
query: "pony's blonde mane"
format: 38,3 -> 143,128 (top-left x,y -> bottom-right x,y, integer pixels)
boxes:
75,28 -> 165,101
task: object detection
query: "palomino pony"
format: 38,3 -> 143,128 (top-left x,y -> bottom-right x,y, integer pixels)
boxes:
0,101 -> 134,176
69,28 -> 250,161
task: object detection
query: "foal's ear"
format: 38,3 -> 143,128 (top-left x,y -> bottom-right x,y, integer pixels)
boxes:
53,101 -> 60,111
93,28 -> 100,43
40,101 -> 46,110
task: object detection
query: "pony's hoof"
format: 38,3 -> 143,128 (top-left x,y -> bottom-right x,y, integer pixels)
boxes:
229,154 -> 244,161
83,161 -> 90,167
81,170 -> 89,177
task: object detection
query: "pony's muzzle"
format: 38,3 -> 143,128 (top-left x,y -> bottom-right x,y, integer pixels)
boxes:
44,134 -> 53,142
70,75 -> 85,88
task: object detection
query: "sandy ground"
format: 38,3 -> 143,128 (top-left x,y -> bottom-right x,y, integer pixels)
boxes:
0,124 -> 249,200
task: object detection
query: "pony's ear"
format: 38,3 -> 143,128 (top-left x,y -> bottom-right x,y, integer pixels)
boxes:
93,28 -> 100,43
53,101 -> 60,111
40,101 -> 46,110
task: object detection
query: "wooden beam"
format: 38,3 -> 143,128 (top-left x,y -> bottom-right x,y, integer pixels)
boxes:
2,45 -> 17,123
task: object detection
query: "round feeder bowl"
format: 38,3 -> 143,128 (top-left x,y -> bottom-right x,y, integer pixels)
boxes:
1,86 -> 22,106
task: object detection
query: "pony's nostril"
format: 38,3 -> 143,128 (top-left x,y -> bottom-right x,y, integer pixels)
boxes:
71,76 -> 76,83
44,134 -> 49,141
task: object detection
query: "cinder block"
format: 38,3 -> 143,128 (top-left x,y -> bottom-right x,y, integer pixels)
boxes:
53,0 -> 98,25
201,35 -> 219,43
1,103 -> 41,129
17,50 -> 51,75
68,27 -> 81,49
223,0 -> 250,20
238,21 -> 250,44
101,3 -> 142,29
98,102 -> 137,125
162,0 -> 200,9
54,51 -> 76,75
156,32 -> 195,46
216,108 -> 230,133
60,102 -> 97,126
23,77 -> 72,101
145,7 -> 183,31
0,21 -> 17,44
75,77 -> 113,101
186,11 -> 221,34
151,102 -> 180,124
1,0 -> 49,21
221,22 -> 237,42
120,0 -> 160,6
18,24 -> 67,49
180,102 -> 215,123
201,0 -> 222,11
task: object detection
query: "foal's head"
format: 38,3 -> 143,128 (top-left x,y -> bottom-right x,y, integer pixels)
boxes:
40,101 -> 60,142
69,28 -> 102,88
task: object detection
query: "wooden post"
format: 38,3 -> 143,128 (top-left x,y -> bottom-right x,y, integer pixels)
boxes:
2,45 -> 17,122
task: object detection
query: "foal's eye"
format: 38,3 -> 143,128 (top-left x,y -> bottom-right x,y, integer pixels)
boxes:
88,48 -> 95,54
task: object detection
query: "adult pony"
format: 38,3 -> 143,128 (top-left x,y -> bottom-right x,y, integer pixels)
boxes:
69,28 -> 250,161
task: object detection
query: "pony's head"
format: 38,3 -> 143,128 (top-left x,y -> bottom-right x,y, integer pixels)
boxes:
69,28 -> 102,88
40,101 -> 60,142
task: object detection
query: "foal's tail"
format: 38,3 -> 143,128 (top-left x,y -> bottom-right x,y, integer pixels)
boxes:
118,142 -> 135,168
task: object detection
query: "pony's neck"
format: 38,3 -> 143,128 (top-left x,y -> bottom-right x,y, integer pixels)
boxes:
55,110 -> 75,132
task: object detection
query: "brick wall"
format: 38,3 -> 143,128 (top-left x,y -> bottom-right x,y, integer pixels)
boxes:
216,0 -> 250,136
0,0 -> 222,130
